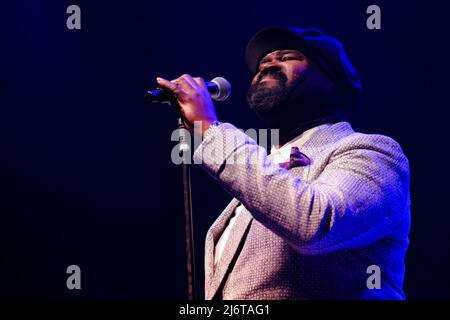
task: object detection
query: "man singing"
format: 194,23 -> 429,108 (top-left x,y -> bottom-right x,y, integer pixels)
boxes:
156,27 -> 411,300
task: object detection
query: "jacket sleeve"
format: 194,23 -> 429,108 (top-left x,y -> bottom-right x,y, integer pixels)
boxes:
193,123 -> 410,255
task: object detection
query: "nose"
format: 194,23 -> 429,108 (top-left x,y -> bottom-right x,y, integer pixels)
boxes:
259,60 -> 282,74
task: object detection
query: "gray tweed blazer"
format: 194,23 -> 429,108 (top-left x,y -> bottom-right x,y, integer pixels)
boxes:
193,121 -> 411,300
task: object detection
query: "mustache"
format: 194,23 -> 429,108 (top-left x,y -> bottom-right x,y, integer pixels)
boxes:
256,69 -> 287,84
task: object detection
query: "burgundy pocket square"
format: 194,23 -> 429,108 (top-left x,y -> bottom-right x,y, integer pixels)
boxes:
279,146 -> 311,169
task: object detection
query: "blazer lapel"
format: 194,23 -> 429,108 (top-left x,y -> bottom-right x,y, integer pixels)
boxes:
207,210 -> 253,299
204,198 -> 240,297
204,199 -> 254,300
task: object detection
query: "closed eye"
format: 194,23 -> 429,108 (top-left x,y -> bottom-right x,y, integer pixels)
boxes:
281,55 -> 303,61
259,57 -> 271,64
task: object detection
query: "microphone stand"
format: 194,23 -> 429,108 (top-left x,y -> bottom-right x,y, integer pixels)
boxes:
145,94 -> 198,300
178,117 -> 198,301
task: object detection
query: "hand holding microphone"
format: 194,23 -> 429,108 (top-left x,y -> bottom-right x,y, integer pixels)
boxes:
154,75 -> 228,136
146,76 -> 231,103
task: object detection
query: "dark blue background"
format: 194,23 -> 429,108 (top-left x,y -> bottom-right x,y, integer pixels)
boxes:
1,0 -> 449,299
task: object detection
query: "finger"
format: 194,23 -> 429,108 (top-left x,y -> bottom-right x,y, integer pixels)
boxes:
193,77 -> 207,89
177,77 -> 196,92
180,74 -> 199,89
156,77 -> 184,97
171,77 -> 195,95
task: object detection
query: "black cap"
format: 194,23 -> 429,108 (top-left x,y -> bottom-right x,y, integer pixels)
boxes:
245,27 -> 362,106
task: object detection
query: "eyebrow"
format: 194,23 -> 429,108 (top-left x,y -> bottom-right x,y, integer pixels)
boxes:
259,50 -> 304,64
277,50 -> 303,55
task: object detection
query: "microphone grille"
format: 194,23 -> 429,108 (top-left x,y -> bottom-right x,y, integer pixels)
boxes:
210,77 -> 231,101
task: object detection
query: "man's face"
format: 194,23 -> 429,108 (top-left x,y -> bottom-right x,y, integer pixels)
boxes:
247,49 -> 310,113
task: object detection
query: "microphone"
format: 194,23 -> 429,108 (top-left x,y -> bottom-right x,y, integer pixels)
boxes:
145,77 -> 231,103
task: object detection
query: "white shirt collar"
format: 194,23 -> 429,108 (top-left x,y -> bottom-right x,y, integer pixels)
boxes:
269,123 -> 332,164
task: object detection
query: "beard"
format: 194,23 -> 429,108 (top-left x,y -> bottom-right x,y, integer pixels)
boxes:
246,70 -> 289,113
246,65 -> 346,141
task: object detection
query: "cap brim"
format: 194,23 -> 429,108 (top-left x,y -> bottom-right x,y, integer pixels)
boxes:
245,27 -> 308,74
